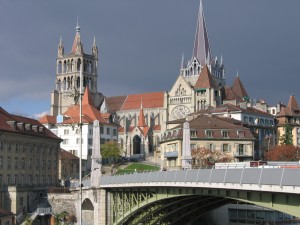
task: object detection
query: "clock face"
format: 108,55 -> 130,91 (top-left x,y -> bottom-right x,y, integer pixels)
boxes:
172,105 -> 190,120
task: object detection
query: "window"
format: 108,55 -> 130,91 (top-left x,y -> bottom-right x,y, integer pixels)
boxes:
206,130 -> 213,138
222,131 -> 229,138
22,158 -> 25,169
76,138 -> 83,144
48,160 -> 51,169
15,157 -> 18,169
29,158 -> 32,169
100,127 -> 104,134
243,116 -> 248,122
113,128 -> 117,136
7,175 -> 10,185
106,127 -> 110,135
14,175 -> 18,185
190,130 -> 197,138
70,150 -> 77,156
238,144 -> 245,155
190,144 -> 197,150
16,143 -> 19,152
100,138 -> 106,144
36,159 -> 39,169
0,157 -> 2,168
88,138 -> 93,145
237,131 -> 245,138
8,142 -> 11,150
4,220 -> 10,225
63,139 -> 69,144
222,144 -> 231,152
64,129 -> 69,135
0,175 -> 2,185
7,157 -> 11,169
89,129 -> 93,135
0,141 -> 3,150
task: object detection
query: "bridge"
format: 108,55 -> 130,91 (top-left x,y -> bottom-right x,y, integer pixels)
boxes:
95,167 -> 300,225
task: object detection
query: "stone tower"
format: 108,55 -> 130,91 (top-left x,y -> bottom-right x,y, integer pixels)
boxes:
50,21 -> 102,116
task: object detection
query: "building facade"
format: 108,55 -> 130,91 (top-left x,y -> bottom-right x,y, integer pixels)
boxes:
0,107 -> 61,216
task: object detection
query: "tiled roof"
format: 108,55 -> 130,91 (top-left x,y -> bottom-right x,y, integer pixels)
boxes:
287,95 -> 299,111
105,96 -> 127,113
39,115 -> 56,124
222,86 -> 242,101
0,208 -> 14,217
62,88 -> 112,126
232,76 -> 249,99
194,65 -> 216,90
161,114 -> 254,142
0,107 -> 60,140
59,148 -> 79,160
121,92 -> 164,110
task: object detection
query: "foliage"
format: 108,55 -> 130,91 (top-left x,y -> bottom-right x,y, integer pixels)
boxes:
265,145 -> 300,161
191,147 -> 233,167
101,141 -> 123,159
279,124 -> 293,145
54,211 -> 69,225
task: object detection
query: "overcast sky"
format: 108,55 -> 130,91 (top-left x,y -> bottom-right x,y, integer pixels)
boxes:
1,0 -> 300,118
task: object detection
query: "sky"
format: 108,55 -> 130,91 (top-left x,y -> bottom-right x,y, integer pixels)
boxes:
1,0 -> 300,118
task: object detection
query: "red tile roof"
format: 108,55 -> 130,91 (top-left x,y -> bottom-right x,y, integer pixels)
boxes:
59,148 -> 79,160
287,95 -> 299,111
232,76 -> 249,99
121,92 -> 164,110
105,96 -> 127,113
194,65 -> 216,90
0,107 -> 60,140
39,115 -> 56,124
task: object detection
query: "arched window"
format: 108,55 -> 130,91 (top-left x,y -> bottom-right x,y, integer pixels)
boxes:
77,58 -> 81,71
133,135 -> 141,154
58,61 -> 62,74
63,61 -> 67,73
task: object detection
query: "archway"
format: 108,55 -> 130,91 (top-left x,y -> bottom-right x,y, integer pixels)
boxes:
82,198 -> 94,225
133,135 -> 141,155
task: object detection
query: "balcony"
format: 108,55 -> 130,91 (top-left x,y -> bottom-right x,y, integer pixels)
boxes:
169,96 -> 191,105
164,151 -> 178,158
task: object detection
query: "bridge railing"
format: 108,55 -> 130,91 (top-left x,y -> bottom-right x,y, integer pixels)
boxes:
100,168 -> 300,188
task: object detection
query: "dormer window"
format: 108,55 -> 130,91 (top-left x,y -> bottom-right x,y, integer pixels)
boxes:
222,130 -> 229,138
206,130 -> 213,138
237,130 -> 245,138
190,130 -> 197,138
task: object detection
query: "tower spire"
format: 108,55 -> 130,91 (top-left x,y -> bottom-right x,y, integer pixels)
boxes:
180,53 -> 185,70
72,17 -> 84,54
192,0 -> 211,65
58,36 -> 64,57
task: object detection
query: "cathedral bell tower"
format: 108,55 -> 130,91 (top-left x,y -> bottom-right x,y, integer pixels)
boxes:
50,20 -> 100,116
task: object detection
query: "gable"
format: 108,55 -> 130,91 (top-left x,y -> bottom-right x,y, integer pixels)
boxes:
169,75 -> 193,97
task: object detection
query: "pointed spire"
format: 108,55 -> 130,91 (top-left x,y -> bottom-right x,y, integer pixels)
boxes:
194,64 -> 216,90
220,54 -> 223,66
58,36 -> 64,57
137,100 -> 147,127
71,17 -> 84,54
287,95 -> 299,111
192,0 -> 211,65
92,36 -> 98,57
236,69 -> 239,77
180,53 -> 185,70
82,86 -> 94,106
232,76 -> 249,100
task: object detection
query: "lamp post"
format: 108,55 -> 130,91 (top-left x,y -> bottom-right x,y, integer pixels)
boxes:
78,62 -> 83,225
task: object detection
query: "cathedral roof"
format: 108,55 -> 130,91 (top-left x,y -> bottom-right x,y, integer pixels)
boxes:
232,76 -> 249,100
104,96 -> 127,113
71,21 -> 84,54
121,92 -> 164,110
194,65 -> 216,90
192,0 -> 211,65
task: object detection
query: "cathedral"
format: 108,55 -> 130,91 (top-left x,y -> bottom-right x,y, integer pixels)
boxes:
50,1 -> 252,159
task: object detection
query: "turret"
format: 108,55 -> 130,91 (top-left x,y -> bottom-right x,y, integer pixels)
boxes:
58,36 -> 64,57
92,36 -> 98,59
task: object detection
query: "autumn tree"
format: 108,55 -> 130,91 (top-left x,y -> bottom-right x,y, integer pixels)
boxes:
265,145 -> 300,161
279,124 -> 293,145
191,147 -> 233,168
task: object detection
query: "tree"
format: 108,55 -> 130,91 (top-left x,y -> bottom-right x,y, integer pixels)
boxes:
279,124 -> 293,145
101,141 -> 123,159
265,145 -> 300,161
54,211 -> 69,225
191,147 -> 233,168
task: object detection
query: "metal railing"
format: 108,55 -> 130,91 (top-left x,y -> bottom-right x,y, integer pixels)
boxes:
100,167 -> 300,188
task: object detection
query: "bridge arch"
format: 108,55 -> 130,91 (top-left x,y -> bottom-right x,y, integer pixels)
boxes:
82,198 -> 94,225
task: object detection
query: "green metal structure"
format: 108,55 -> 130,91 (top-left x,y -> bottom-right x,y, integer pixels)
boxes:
108,187 -> 300,225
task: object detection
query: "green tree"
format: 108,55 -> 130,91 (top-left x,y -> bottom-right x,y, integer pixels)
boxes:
279,124 -> 293,145
101,141 -> 123,159
54,211 -> 69,225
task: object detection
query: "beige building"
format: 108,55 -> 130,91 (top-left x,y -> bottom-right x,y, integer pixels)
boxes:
0,107 -> 61,217
160,114 -> 255,169
276,95 -> 300,146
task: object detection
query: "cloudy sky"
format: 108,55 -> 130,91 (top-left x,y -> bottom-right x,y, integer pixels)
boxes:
1,0 -> 300,118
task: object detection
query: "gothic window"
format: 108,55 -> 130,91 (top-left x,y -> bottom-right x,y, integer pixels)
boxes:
63,61 -> 67,73
58,61 -> 62,74
63,78 -> 66,90
67,77 -> 70,90
133,135 -> 141,154
77,77 -> 80,88
71,59 -> 74,72
77,58 -> 81,71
